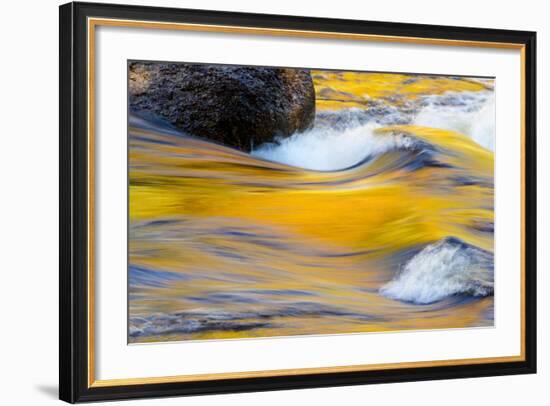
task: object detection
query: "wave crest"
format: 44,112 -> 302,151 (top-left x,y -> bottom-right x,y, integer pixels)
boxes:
253,122 -> 389,171
252,90 -> 495,171
379,237 -> 493,304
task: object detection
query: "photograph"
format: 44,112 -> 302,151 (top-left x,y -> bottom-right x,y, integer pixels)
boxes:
55,2 -> 537,402
128,61 -> 496,343
0,0 -> 543,403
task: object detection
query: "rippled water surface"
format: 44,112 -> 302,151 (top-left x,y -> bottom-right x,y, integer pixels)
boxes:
129,71 -> 495,343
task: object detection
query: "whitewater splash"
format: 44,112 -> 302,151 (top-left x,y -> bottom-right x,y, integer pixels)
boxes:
379,237 -> 494,304
252,122 -> 416,171
252,91 -> 495,171
414,91 -> 495,151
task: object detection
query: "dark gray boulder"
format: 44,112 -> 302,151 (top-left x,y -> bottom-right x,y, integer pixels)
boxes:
129,62 -> 316,152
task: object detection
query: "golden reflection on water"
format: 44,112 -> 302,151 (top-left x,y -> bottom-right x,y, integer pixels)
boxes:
128,71 -> 494,343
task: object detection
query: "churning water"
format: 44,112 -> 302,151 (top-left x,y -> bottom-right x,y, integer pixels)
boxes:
128,72 -> 495,343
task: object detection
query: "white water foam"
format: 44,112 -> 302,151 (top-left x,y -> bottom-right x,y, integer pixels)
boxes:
414,91 -> 495,151
379,237 -> 493,304
252,122 -> 412,171
252,90 -> 495,171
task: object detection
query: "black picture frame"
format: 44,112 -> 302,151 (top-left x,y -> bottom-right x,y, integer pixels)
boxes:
60,1 -> 537,403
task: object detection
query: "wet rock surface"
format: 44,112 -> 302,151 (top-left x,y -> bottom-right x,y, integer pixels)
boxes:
129,62 -> 316,152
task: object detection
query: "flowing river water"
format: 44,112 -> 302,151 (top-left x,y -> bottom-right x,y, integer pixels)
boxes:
128,71 -> 495,343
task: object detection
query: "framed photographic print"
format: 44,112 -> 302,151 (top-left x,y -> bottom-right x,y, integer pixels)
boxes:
59,1 -> 537,403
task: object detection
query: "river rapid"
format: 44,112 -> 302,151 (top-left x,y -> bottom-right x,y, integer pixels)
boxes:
128,71 -> 495,343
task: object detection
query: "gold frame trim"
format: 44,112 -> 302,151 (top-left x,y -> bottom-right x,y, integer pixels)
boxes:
87,17 -> 527,388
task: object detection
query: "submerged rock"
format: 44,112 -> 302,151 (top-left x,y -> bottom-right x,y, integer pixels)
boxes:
129,62 -> 315,152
